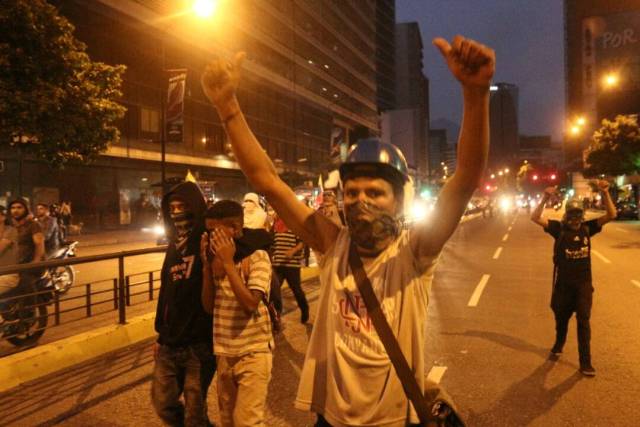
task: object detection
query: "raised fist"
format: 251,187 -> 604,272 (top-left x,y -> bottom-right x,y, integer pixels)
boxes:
433,35 -> 495,90
201,52 -> 246,112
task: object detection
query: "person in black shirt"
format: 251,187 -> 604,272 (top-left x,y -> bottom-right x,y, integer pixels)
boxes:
152,182 -> 215,426
531,181 -> 616,377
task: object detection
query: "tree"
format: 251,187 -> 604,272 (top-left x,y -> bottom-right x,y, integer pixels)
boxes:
584,114 -> 640,178
0,0 -> 126,166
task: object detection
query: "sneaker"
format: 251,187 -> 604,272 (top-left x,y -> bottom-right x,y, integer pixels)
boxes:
550,345 -> 563,356
580,365 -> 596,377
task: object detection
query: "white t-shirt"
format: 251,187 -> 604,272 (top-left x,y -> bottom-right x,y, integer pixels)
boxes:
295,227 -> 439,426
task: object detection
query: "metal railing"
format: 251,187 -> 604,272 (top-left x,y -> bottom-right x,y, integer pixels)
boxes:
0,246 -> 167,347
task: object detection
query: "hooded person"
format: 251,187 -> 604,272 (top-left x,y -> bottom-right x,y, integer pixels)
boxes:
151,181 -> 216,427
242,192 -> 267,229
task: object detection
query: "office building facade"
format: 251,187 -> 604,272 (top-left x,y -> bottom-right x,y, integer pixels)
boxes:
0,0 -> 381,228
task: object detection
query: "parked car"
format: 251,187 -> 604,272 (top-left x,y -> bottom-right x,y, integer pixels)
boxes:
615,201 -> 639,220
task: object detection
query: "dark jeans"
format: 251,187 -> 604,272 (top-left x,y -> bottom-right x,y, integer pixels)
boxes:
273,266 -> 308,318
151,342 -> 216,427
315,414 -> 420,427
551,281 -> 593,366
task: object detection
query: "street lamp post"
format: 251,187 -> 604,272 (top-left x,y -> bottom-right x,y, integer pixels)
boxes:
157,0 -> 218,195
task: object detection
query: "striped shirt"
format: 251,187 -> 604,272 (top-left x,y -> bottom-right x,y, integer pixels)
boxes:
213,250 -> 273,356
272,230 -> 303,268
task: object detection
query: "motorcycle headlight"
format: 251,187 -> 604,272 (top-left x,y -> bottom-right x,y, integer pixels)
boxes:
153,225 -> 165,236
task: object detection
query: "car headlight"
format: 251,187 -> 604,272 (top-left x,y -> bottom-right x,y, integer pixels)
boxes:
499,196 -> 512,211
153,225 -> 165,236
411,201 -> 429,222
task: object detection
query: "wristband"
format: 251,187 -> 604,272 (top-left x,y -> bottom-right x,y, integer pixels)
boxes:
222,110 -> 240,127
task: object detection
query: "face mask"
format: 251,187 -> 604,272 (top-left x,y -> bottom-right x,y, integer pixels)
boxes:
11,206 -> 29,221
345,201 -> 400,253
170,211 -> 194,240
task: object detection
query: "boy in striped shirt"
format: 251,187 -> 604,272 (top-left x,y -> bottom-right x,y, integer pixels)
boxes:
200,200 -> 273,427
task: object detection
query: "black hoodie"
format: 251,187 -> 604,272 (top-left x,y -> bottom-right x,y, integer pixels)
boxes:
155,182 -> 212,347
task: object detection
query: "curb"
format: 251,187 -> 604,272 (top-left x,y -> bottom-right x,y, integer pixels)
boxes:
0,267 -> 320,394
0,312 -> 156,394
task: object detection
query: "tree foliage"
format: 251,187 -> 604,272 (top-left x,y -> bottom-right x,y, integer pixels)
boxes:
0,0 -> 126,166
584,114 -> 640,177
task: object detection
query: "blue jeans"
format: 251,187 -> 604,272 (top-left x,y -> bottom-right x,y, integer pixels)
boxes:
151,342 -> 216,427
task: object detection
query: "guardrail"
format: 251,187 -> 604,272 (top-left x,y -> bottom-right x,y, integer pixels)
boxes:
0,246 -> 167,348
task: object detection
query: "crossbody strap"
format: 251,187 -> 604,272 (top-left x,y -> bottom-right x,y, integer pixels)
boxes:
347,241 -> 434,424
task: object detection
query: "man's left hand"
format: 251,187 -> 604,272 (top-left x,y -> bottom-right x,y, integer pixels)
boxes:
433,35 -> 495,90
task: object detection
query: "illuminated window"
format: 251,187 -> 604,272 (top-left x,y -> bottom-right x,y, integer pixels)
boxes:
140,107 -> 160,133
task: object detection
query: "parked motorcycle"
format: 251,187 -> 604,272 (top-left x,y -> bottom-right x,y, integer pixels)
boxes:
1,274 -> 56,347
48,241 -> 78,295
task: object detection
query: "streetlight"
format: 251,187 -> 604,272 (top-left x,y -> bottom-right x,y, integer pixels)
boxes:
192,0 -> 218,18
159,1 -> 218,194
569,125 -> 581,136
602,72 -> 619,89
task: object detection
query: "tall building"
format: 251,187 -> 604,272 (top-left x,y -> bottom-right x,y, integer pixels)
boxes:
381,21 -> 429,181
375,0 -> 396,112
0,0 -> 380,228
489,82 -> 519,170
565,0 -> 640,169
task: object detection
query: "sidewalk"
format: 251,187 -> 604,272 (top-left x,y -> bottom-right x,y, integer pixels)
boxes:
71,228 -> 157,248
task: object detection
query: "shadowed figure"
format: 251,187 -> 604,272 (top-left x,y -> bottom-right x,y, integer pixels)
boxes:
466,360 -> 581,426
443,330 -> 582,426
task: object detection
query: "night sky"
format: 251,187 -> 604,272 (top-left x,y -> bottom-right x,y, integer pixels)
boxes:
396,0 -> 564,143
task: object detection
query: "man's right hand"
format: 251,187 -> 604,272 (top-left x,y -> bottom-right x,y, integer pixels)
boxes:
201,52 -> 246,115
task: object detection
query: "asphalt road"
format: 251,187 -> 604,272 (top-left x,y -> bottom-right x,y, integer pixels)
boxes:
2,210 -> 639,426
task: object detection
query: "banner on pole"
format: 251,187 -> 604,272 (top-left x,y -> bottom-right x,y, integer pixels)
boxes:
166,71 -> 187,143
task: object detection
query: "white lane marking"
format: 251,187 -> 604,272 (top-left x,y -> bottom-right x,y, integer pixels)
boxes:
468,274 -> 491,307
631,280 -> 640,289
492,247 -> 503,260
427,366 -> 448,384
502,233 -> 509,242
591,249 -> 611,264
615,227 -> 629,234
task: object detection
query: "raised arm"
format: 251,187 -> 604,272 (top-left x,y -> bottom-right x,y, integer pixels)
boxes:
596,180 -> 617,226
411,36 -> 494,257
531,187 -> 555,228
201,54 -> 339,253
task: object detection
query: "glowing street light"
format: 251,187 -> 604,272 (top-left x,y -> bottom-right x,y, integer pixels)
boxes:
192,0 -> 218,18
490,174 -> 495,179
532,174 -> 539,181
504,168 -> 510,174
569,125 -> 581,136
602,72 -> 619,89
498,171 -> 503,176
576,116 -> 586,126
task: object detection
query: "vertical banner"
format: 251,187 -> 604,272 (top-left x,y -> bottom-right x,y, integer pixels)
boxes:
166,71 -> 187,143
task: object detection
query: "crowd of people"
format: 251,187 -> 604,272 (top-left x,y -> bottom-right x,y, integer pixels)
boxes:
150,34 -> 495,427
0,199 -> 74,319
